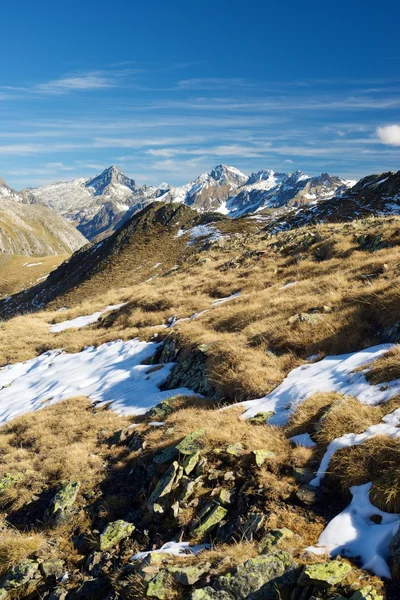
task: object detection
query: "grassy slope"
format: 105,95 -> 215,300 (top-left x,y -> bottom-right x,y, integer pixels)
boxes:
0,209 -> 398,597
0,255 -> 67,300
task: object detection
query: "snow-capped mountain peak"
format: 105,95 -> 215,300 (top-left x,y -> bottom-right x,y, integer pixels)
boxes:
86,165 -> 137,197
210,164 -> 248,187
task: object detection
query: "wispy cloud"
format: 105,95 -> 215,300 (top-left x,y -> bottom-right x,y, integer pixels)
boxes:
177,78 -> 255,90
36,73 -> 115,94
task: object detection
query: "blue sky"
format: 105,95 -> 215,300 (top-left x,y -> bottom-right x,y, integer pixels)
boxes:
1,0 -> 399,189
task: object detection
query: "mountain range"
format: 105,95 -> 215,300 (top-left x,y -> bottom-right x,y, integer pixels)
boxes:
24,164 -> 356,240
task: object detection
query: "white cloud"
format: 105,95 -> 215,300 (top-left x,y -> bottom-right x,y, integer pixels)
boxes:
376,124 -> 400,146
37,74 -> 114,94
284,159 -> 293,164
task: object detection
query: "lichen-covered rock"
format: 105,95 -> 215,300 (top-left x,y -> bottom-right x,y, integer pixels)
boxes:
39,558 -> 65,579
153,445 -> 178,464
191,588 -> 232,600
0,589 -> 8,600
191,504 -> 228,537
349,586 -> 384,600
48,481 -> 80,522
137,552 -> 165,582
226,443 -> 244,457
176,430 -> 205,455
213,551 -> 298,599
297,560 -> 351,587
170,562 -> 211,585
258,528 -> 294,554
252,449 -> 275,467
288,312 -> 321,326
148,461 -> 179,512
100,519 -> 135,551
147,570 -> 166,599
3,559 -> 39,589
295,484 -> 321,506
183,451 -> 201,475
0,472 -> 24,494
248,412 -> 274,425
243,513 -> 265,541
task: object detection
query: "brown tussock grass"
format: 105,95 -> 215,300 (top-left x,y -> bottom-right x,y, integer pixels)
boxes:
0,525 -> 46,577
285,392 -> 343,437
329,436 -> 400,512
145,405 -> 290,462
0,397 -> 130,511
314,397 -> 383,446
364,345 -> 400,385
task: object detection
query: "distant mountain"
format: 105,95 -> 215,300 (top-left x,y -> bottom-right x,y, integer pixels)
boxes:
269,170 -> 400,232
0,178 -> 87,255
27,164 -> 355,241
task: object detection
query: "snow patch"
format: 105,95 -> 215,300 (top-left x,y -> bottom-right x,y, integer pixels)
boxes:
0,339 -> 195,425
50,303 -> 126,332
239,344 -> 399,426
310,408 -> 400,487
307,482 -> 400,578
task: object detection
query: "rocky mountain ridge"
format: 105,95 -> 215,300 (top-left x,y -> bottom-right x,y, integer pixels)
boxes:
24,164 -> 355,240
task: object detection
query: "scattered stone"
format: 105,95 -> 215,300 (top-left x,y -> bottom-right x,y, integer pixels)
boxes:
148,461 -> 179,512
176,430 -> 205,455
252,449 -> 276,467
297,560 -> 352,587
100,519 -> 135,551
191,505 -> 228,537
296,484 -> 321,506
243,512 -> 265,541
292,467 -> 315,484
218,488 -> 234,506
147,570 -> 166,599
191,588 -> 232,599
349,586 -> 384,600
40,559 -> 65,580
288,312 -> 322,326
137,553 -> 165,581
153,445 -> 179,464
183,451 -> 201,475
225,443 -> 244,457
248,412 -> 274,425
48,481 -> 80,522
258,528 -> 294,554
3,559 -> 39,589
213,551 -> 297,599
170,563 -> 211,585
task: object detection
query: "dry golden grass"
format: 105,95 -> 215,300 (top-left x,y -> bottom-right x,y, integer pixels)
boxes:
0,526 -> 46,577
0,397 -> 130,511
314,397 -> 383,446
0,254 -> 66,300
329,436 -> 400,512
364,345 -> 400,385
144,405 -> 291,462
285,392 -> 343,437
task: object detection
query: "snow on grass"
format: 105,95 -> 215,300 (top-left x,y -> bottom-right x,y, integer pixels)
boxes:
307,482 -> 400,578
289,432 -> 317,448
0,339 -> 195,426
280,280 -> 298,289
310,408 -> 400,487
211,292 -> 241,306
239,344 -> 400,426
132,541 -> 210,560
175,224 -> 222,245
24,262 -> 43,267
50,303 -> 126,332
